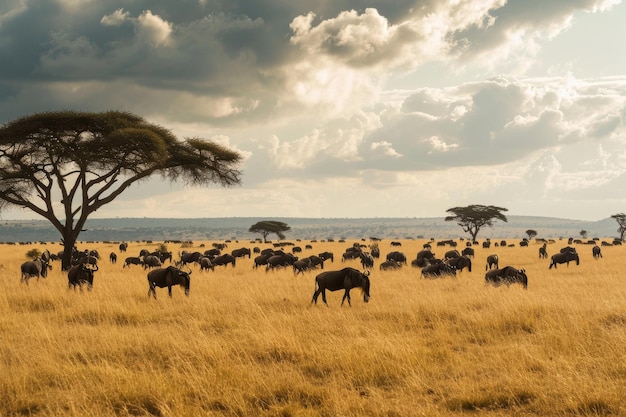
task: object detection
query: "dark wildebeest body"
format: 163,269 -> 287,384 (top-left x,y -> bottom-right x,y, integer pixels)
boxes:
307,255 -> 324,270
143,255 -> 162,269
592,246 -> 602,259
311,267 -> 370,307
421,263 -> 456,278
232,248 -> 251,258
461,247 -> 474,258
386,251 -> 407,265
20,257 -> 51,285
199,256 -> 214,271
147,266 -> 192,298
446,255 -> 472,272
444,250 -> 460,260
485,266 -> 527,289
68,263 -> 98,291
266,253 -> 296,270
379,260 -> 402,271
360,252 -> 375,269
318,251 -> 334,263
486,254 -> 499,271
549,250 -> 579,269
179,251 -> 202,266
123,256 -> 143,268
109,252 -> 117,264
212,254 -> 236,267
293,258 -> 312,275
539,245 -> 548,259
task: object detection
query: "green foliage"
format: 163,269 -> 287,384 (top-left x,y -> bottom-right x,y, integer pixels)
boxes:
580,230 -> 588,239
445,204 -> 508,240
526,229 -> 538,240
249,221 -> 291,243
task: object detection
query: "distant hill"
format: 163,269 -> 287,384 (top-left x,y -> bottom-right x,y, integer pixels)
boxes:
0,216 -> 620,243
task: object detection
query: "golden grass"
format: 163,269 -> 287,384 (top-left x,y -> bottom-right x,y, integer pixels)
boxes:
1,239 -> 626,416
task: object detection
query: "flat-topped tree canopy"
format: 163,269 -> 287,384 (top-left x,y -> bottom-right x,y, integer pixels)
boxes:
445,204 -> 508,241
0,110 -> 243,268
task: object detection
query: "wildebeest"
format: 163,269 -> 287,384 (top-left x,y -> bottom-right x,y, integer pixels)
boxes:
179,251 -> 202,265
293,258 -> 312,275
123,256 -> 143,268
549,249 -> 580,269
266,253 -> 296,270
199,256 -> 215,271
147,266 -> 192,298
539,245 -> 548,259
231,247 -> 251,258
119,242 -> 128,252
109,252 -> 117,264
592,245 -> 602,259
311,267 -> 371,307
213,253 -> 237,267
360,252 -> 375,269
444,249 -> 460,259
421,262 -> 456,278
142,255 -> 162,269
446,255 -> 472,272
485,266 -> 528,289
318,251 -> 334,262
68,263 -> 98,291
20,257 -> 51,285
379,260 -> 402,271
485,254 -> 499,271
386,251 -> 407,265
461,247 -> 474,258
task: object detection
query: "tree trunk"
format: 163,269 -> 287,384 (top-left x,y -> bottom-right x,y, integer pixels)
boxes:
61,233 -> 78,271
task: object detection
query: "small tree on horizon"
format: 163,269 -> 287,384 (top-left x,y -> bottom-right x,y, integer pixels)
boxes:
444,204 -> 508,241
0,110 -> 243,269
249,220 -> 291,243
580,230 -> 588,239
526,229 -> 538,240
611,213 -> 626,241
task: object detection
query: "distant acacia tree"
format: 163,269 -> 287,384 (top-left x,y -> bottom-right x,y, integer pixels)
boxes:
580,230 -> 588,239
249,221 -> 291,243
526,229 -> 538,240
445,204 -> 508,241
0,111 -> 243,269
611,213 -> 626,242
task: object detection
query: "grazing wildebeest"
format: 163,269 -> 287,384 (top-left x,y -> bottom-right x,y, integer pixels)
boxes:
20,257 -> 51,285
592,246 -> 602,259
318,251 -> 334,262
461,247 -> 474,258
143,255 -> 162,269
360,252 -> 375,269
253,253 -> 273,268
293,258 -> 312,275
179,251 -> 202,265
109,252 -> 117,264
485,266 -> 527,289
539,245 -> 548,259
123,256 -> 143,268
68,263 -> 98,291
307,255 -> 325,270
266,253 -> 297,270
119,242 -> 128,252
386,251 -> 407,264
379,260 -> 402,271
199,256 -> 215,271
213,253 -> 236,267
147,266 -> 192,298
342,250 -> 361,261
485,254 -> 499,271
421,262 -> 456,278
232,248 -> 251,258
549,250 -> 580,269
444,249 -> 460,259
311,268 -> 371,307
446,255 -> 472,272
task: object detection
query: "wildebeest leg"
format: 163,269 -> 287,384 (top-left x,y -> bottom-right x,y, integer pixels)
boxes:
168,285 -> 173,298
148,283 -> 157,298
341,289 -> 351,307
321,288 -> 328,306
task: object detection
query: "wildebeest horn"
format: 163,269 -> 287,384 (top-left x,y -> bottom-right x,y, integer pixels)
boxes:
363,270 -> 370,276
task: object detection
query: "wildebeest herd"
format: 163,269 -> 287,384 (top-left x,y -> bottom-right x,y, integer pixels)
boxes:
15,236 -> 614,304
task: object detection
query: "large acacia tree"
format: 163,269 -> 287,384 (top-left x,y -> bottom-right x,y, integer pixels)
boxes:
0,111 -> 243,269
445,204 -> 508,241
249,220 -> 291,243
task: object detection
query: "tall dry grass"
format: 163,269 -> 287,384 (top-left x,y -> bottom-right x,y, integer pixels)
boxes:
1,239 -> 625,416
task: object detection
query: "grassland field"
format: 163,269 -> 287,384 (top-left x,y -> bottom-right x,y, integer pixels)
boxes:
1,237 -> 626,417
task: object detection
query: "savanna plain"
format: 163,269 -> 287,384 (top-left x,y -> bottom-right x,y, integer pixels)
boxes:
1,237 -> 626,417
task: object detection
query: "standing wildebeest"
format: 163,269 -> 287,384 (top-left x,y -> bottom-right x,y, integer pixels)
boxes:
143,255 -> 162,269
461,247 -> 474,258
421,262 -> 456,278
123,256 -> 143,268
293,258 -> 312,275
109,252 -> 117,264
485,254 -> 499,271
446,255 -> 472,272
20,257 -> 51,285
360,252 -> 375,269
147,266 -> 192,298
318,251 -> 334,262
444,249 -> 460,260
485,266 -> 528,289
212,253 -> 236,267
549,249 -> 579,269
68,263 -> 98,291
231,248 -> 251,258
386,251 -> 407,265
199,256 -> 215,271
592,245 -> 602,259
119,242 -> 128,252
379,260 -> 402,271
179,251 -> 202,265
539,244 -> 548,259
311,268 -> 371,307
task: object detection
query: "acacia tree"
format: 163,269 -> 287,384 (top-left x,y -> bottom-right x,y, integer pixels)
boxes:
0,111 -> 243,269
611,213 -> 626,242
526,229 -> 538,240
444,204 -> 508,241
249,220 -> 291,243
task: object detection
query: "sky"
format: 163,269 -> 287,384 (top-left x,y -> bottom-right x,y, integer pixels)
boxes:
1,0 -> 626,221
